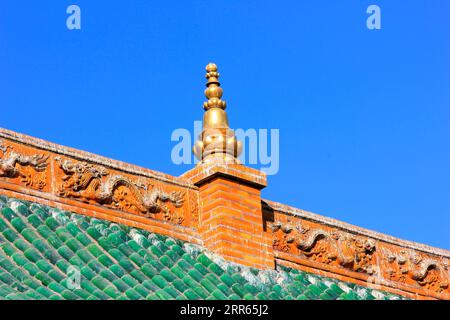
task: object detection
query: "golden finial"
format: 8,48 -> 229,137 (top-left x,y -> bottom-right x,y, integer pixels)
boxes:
203,63 -> 226,110
193,63 -> 242,164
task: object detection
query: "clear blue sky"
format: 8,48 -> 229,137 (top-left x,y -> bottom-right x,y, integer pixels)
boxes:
1,1 -> 449,249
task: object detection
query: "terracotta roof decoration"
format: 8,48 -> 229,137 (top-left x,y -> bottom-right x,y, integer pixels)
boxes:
0,63 -> 449,300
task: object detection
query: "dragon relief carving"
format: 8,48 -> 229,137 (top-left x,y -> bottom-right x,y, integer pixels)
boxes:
270,222 -> 295,252
382,248 -> 449,293
271,220 -> 377,275
0,142 -> 48,190
55,158 -> 185,222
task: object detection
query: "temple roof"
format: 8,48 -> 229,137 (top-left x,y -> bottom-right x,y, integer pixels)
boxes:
0,196 -> 404,300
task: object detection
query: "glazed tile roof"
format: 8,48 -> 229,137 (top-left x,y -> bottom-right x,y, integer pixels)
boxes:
0,196 -> 404,300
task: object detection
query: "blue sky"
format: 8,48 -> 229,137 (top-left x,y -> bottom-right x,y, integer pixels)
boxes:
1,1 -> 449,249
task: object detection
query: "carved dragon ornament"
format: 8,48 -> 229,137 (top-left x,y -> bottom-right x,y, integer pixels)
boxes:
270,219 -> 450,294
55,157 -> 185,224
380,248 -> 449,293
0,142 -> 48,190
270,220 -> 376,275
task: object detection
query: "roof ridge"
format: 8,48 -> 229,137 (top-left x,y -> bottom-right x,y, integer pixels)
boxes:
0,127 -> 196,190
263,199 -> 450,258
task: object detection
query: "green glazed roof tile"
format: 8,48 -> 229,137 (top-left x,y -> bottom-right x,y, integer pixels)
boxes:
188,269 -> 204,282
209,262 -> 224,276
147,258 -> 165,271
44,217 -> 59,231
13,239 -> 29,252
165,249 -> 179,261
181,253 -> 196,266
11,218 -> 27,233
217,283 -> 232,296
159,255 -> 173,268
61,289 -> 80,300
129,253 -> 145,266
205,273 -> 221,287
0,272 -> 14,285
212,288 -> 227,299
119,258 -> 135,272
2,229 -> 18,243
24,248 -> 42,263
32,239 -> 50,253
86,261 -> 104,275
108,248 -> 126,261
0,196 -> 407,300
103,285 -> 121,299
192,285 -> 209,299
91,276 -> 110,291
182,288 -> 201,300
172,279 -> 188,292
160,268 -> 177,282
200,278 -> 216,293
163,286 -> 180,299
194,262 -> 209,275
0,219 -> 8,232
55,228 -> 72,242
111,278 -> 130,292
155,288 -> 172,300
198,254 -> 213,267
231,273 -> 247,285
146,292 -> 160,300
181,274 -> 198,289
1,208 -> 16,221
243,293 -> 254,300
23,262 -> 40,276
98,254 -> 114,267
256,292 -> 269,299
219,273 -> 235,288
122,274 -> 138,287
48,269 -> 66,283
141,279 -> 159,292
109,264 -> 125,278
75,234 -> 91,246
86,244 -> 103,257
133,284 -> 150,297
127,240 -> 142,252
26,215 -> 42,229
117,243 -> 134,256
152,275 -> 168,289
141,262 -> 160,278
170,244 -> 184,256
129,270 -> 146,283
11,253 -> 28,266
227,293 -> 241,300
35,225 -> 52,239
99,269 -> 117,282
176,260 -> 191,272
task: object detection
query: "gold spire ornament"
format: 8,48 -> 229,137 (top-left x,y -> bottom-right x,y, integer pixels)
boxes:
193,63 -> 242,164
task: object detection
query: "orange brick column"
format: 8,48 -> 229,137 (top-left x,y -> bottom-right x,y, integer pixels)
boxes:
182,163 -> 274,269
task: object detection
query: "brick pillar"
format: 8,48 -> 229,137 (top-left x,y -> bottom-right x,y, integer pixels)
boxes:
182,163 -> 274,269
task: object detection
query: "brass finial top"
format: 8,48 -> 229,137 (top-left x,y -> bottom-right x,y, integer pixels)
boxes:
204,62 -> 226,110
205,63 -> 217,72
193,63 -> 242,164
